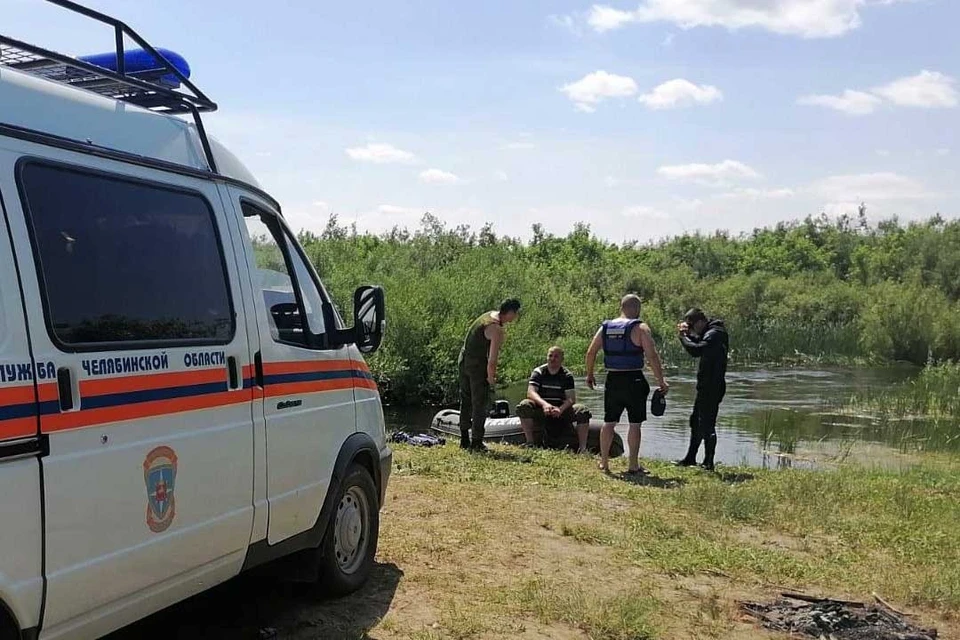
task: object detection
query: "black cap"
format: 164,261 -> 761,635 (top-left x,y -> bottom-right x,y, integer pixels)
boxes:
650,388 -> 666,417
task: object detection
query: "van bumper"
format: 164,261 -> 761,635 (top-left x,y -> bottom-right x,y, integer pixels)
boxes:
378,447 -> 393,508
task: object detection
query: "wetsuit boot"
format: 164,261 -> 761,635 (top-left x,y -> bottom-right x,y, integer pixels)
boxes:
676,432 -> 701,466
674,409 -> 701,466
701,434 -> 717,471
460,429 -> 471,450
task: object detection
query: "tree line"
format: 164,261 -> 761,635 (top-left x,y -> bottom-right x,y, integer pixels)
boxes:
293,210 -> 960,406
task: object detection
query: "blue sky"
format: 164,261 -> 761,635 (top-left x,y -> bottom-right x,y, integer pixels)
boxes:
5,0 -> 959,242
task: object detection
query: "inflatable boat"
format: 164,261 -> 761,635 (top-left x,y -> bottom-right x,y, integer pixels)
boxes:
430,409 -> 625,457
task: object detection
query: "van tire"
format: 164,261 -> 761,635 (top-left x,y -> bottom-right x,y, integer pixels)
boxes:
0,608 -> 18,640
316,463 -> 379,596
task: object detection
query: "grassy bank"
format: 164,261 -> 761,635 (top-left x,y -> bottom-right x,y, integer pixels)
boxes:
114,445 -> 960,639
366,445 -> 960,639
299,213 -> 960,405
844,362 -> 960,453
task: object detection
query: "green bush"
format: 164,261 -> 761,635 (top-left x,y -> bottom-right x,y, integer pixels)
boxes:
290,213 -> 960,405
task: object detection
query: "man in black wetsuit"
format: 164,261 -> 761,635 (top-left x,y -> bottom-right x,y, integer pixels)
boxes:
676,308 -> 728,471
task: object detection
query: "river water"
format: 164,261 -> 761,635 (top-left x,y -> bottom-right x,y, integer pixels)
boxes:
385,364 -> 934,469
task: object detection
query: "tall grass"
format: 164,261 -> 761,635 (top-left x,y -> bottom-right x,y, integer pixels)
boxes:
847,363 -> 960,453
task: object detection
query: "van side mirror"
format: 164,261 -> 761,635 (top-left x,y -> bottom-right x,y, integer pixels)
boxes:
352,285 -> 385,353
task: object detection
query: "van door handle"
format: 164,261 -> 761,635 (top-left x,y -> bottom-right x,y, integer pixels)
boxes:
57,367 -> 74,412
254,351 -> 264,388
227,356 -> 240,390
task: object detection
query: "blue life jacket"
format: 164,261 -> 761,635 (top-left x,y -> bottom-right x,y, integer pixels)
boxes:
602,318 -> 645,370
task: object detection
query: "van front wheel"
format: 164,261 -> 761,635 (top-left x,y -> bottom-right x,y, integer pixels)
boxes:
317,463 -> 379,596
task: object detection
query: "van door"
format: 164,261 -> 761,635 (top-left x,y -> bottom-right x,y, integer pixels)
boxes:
10,157 -> 255,639
0,176 -> 44,636
228,188 -> 357,544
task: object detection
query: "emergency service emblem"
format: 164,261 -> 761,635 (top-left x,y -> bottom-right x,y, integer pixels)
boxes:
143,446 -> 178,533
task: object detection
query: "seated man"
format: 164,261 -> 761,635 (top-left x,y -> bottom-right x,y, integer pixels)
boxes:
516,346 -> 592,452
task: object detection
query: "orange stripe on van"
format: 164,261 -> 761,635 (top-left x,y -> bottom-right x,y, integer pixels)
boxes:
38,382 -> 59,403
262,360 -> 357,376
0,385 -> 38,405
0,417 -> 37,440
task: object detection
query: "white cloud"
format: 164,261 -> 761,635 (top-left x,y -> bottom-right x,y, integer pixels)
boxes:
800,70 -> 957,115
586,0 -> 912,39
718,187 -> 795,200
494,170 -> 509,182
638,78 -> 723,109
312,200 -> 330,209
872,70 -> 959,108
936,148 -> 951,157
798,90 -> 883,115
812,172 -> 931,201
561,70 -> 638,112
588,5 -> 637,31
658,159 -> 761,186
419,168 -> 462,184
345,142 -> 417,164
622,205 -> 669,219
604,176 -> 620,188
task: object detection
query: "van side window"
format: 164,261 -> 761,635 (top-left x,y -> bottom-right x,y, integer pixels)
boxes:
18,162 -> 234,348
242,203 -> 326,346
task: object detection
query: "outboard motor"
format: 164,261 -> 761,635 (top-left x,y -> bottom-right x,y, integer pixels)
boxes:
489,399 -> 510,419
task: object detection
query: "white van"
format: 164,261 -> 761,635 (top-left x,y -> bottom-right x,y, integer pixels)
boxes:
0,3 -> 391,638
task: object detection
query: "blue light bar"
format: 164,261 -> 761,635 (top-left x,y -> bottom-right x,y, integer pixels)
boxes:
78,47 -> 191,88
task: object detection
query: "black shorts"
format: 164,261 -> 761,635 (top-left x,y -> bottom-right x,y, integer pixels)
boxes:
604,371 -> 649,424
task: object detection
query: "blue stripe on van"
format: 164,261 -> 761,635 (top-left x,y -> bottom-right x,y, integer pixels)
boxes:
0,401 -> 39,421
263,370 -> 355,386
78,380 -> 229,411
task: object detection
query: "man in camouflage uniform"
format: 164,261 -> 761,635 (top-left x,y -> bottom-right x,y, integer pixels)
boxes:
457,298 -> 521,451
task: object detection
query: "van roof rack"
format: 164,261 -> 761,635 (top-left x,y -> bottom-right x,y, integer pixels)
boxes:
0,0 -> 219,172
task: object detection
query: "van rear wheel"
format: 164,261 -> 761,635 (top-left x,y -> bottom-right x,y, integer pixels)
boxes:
317,463 -> 379,596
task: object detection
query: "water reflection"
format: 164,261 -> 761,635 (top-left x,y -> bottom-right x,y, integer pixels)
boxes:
385,364 -> 930,468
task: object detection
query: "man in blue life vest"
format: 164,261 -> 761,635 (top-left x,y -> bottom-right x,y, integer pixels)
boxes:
585,294 -> 669,474
676,308 -> 729,471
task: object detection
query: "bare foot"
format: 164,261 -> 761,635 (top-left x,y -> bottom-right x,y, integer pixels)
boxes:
598,462 -> 610,473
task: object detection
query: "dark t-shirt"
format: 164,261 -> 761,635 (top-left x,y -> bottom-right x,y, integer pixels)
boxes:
529,365 -> 575,407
